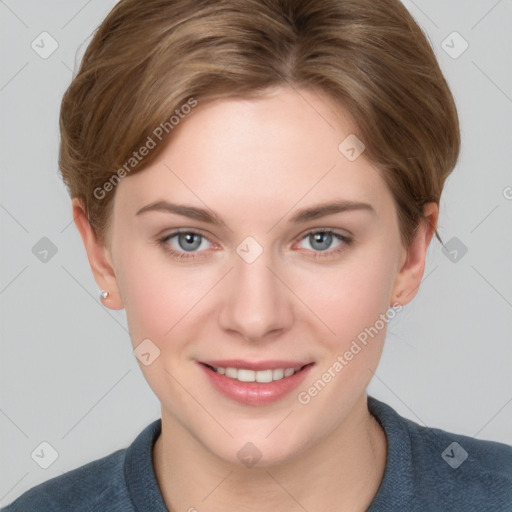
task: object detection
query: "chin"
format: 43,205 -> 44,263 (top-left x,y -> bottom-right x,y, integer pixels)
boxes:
212,438 -> 304,469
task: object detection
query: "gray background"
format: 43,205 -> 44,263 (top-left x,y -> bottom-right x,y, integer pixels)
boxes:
1,0 -> 511,505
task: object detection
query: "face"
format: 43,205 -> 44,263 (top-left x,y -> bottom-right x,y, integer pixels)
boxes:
92,87 -> 416,465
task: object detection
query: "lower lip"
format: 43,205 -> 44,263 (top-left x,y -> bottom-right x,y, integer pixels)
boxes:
198,363 -> 314,406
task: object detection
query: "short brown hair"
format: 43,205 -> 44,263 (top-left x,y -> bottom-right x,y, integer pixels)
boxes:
59,0 -> 460,246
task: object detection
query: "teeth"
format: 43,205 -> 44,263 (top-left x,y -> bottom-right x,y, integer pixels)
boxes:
237,369 -> 255,382
225,367 -> 238,378
256,369 -> 273,383
272,368 -> 284,381
211,365 -> 303,382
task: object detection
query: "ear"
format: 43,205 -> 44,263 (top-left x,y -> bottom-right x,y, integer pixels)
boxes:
390,202 -> 438,307
72,198 -> 124,310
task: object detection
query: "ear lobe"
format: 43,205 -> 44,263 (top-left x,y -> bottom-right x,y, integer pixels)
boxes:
72,198 -> 124,310
390,202 -> 439,307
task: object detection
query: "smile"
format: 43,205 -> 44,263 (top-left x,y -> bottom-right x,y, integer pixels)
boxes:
205,364 -> 305,383
198,360 -> 315,406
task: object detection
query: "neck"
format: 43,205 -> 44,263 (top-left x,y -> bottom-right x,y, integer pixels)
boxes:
153,395 -> 387,512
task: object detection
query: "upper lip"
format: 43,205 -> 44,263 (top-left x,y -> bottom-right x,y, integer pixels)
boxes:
199,360 -> 313,371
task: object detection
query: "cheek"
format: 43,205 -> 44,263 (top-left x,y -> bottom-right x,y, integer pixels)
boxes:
114,241 -> 218,347
114,247 -> 212,404
289,247 -> 399,430
291,248 -> 398,347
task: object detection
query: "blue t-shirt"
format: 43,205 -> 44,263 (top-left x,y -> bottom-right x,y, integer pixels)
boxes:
3,396 -> 511,511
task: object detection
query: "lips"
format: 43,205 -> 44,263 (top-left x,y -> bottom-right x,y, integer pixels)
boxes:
198,360 -> 314,406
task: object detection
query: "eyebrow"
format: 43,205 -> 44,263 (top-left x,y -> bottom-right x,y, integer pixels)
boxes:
287,199 -> 375,223
135,199 -> 375,225
136,201 -> 224,225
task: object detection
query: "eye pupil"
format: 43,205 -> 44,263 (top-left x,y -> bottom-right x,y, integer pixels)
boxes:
310,232 -> 332,251
178,233 -> 202,251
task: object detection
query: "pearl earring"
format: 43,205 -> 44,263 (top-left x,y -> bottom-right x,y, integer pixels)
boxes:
99,290 -> 109,300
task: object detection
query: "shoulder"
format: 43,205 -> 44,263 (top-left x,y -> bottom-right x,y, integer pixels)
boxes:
407,414 -> 512,476
1,449 -> 133,512
368,396 -> 512,511
2,420 -> 163,512
407,418 -> 512,509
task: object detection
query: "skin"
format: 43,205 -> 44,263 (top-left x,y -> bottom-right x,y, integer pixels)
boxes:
74,86 -> 437,512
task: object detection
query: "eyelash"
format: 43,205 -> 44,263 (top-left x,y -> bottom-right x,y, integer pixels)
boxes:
157,228 -> 353,261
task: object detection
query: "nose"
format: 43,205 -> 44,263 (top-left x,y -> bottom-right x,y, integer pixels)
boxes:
217,253 -> 294,342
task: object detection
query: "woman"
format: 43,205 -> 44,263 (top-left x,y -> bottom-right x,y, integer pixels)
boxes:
3,0 -> 511,510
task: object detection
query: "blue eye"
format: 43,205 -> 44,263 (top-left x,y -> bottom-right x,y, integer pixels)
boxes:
159,230 -> 213,259
174,232 -> 204,251
307,232 -> 335,251
297,230 -> 352,257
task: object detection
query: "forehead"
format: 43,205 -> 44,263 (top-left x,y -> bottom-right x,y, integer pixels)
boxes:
114,87 -> 393,221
